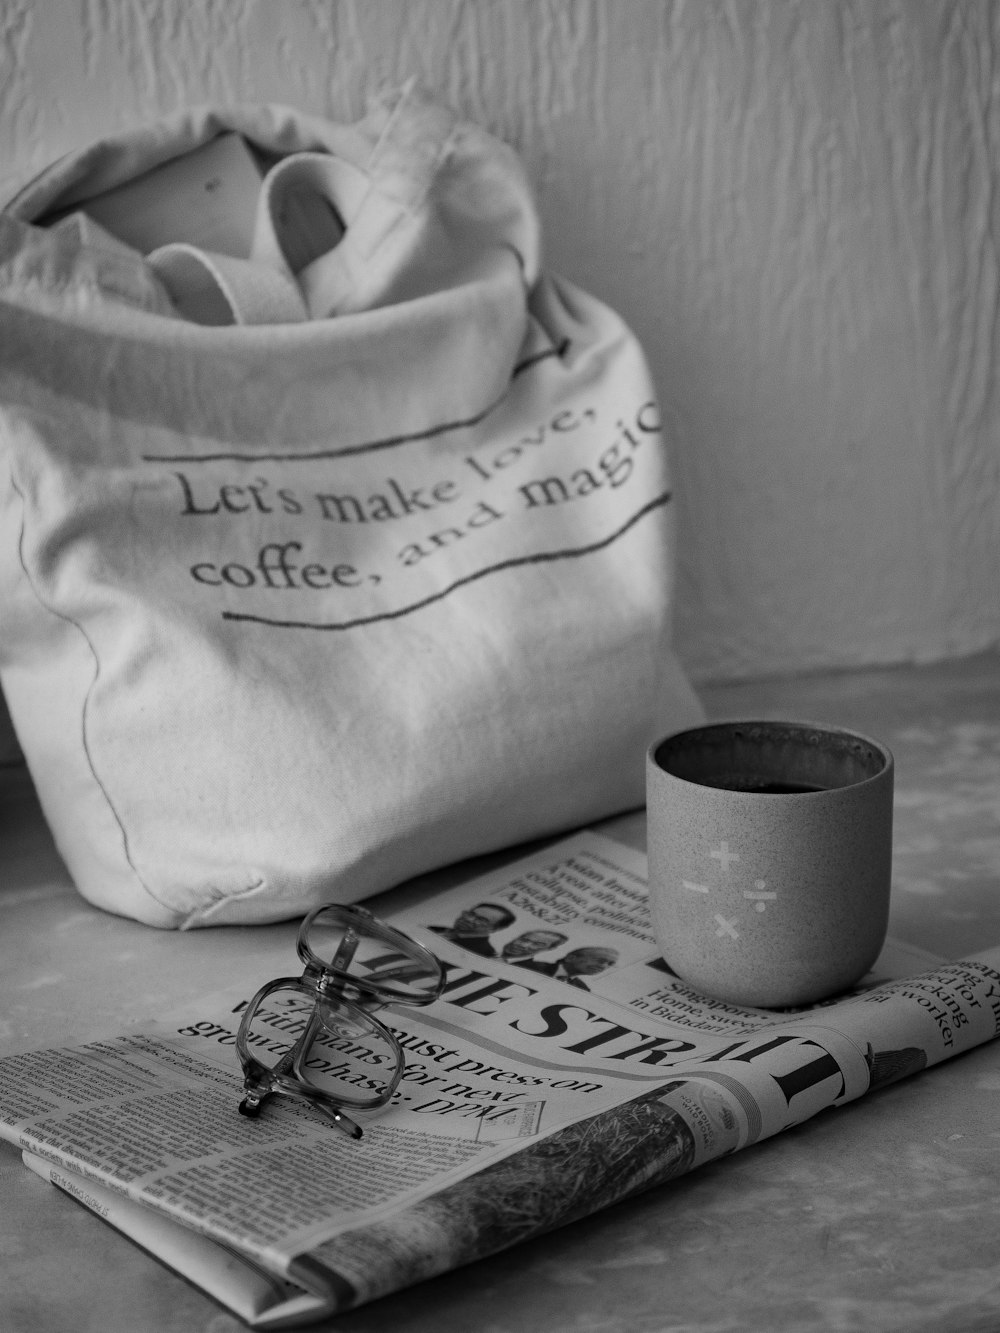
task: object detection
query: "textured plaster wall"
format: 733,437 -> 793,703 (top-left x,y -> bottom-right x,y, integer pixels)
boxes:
2,0 -> 998,684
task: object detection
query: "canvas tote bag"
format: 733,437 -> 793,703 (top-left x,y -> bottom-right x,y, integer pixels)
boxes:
0,88 -> 703,928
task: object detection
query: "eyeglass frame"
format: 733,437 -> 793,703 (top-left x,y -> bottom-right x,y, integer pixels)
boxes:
236,903 -> 444,1140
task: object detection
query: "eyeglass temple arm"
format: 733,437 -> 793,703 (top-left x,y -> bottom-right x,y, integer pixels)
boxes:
316,1100 -> 363,1140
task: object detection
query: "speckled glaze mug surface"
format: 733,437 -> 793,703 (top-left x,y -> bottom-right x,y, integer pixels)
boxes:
646,720 -> 894,1008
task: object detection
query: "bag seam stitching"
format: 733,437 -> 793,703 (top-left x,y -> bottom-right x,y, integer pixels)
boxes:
179,876 -> 269,930
8,469 -> 175,918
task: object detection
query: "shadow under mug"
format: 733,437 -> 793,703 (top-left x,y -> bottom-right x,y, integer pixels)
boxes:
646,719 -> 894,1008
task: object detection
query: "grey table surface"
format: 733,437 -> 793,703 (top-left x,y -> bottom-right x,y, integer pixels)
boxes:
2,650 -> 1000,1333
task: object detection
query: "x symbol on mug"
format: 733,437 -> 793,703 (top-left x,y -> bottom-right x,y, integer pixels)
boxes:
713,914 -> 740,940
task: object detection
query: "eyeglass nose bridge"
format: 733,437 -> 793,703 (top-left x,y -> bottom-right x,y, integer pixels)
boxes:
303,962 -> 384,1012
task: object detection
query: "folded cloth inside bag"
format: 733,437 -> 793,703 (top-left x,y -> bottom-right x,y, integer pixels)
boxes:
145,148 -> 364,324
0,87 -> 703,927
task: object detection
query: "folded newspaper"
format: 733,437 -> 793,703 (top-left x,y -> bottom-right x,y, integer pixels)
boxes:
2,831 -> 999,1327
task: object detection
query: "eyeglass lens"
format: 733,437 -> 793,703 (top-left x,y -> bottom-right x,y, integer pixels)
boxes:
239,983 -> 402,1110
298,906 -> 441,1004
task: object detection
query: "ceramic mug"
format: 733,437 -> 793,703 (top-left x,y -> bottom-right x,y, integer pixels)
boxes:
646,719 -> 894,1007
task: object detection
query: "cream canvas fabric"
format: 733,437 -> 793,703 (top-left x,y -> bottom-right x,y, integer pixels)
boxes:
0,89 -> 703,927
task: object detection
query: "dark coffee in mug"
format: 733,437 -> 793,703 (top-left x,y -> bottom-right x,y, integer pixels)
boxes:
704,779 -> 827,794
653,720 -> 887,796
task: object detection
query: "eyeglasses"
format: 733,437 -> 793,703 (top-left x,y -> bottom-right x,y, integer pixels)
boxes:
236,904 -> 443,1139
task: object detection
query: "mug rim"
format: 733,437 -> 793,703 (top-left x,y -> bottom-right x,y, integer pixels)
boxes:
648,718 -> 893,796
